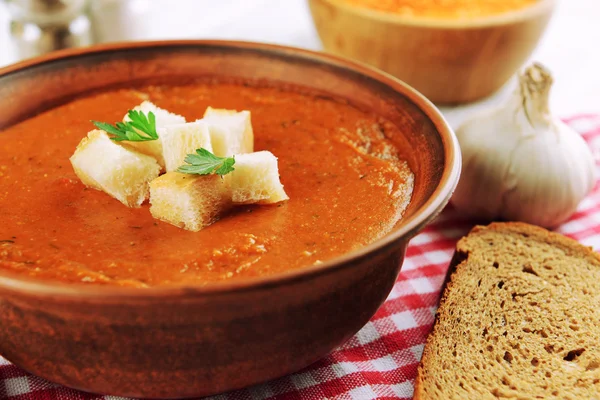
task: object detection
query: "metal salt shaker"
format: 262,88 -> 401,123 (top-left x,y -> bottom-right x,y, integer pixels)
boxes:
6,0 -> 93,60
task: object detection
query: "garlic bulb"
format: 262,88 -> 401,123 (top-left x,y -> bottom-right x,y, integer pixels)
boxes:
452,63 -> 596,228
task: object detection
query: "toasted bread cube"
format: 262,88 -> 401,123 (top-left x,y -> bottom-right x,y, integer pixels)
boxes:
123,140 -> 165,168
225,151 -> 288,204
202,107 -> 254,157
160,121 -> 213,173
70,130 -> 161,207
125,100 -> 186,127
149,172 -> 231,232
123,101 -> 187,167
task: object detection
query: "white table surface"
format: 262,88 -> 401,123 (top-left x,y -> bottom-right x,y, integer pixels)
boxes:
0,0 -> 598,127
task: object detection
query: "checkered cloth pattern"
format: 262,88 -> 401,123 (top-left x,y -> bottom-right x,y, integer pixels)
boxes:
2,114 -> 600,400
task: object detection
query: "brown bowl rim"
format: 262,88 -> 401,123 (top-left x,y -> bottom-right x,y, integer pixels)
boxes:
0,40 -> 461,299
315,0 -> 556,28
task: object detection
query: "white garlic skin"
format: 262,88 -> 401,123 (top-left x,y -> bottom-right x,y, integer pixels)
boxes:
451,63 -> 596,228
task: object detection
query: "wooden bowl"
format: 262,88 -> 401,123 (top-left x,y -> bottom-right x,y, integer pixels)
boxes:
0,41 -> 460,398
309,0 -> 556,104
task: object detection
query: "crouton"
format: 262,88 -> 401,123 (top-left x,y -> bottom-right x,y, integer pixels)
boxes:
202,107 -> 254,157
160,121 -> 213,173
225,151 -> 288,204
70,130 -> 161,207
123,101 -> 186,167
125,100 -> 186,127
149,172 -> 231,232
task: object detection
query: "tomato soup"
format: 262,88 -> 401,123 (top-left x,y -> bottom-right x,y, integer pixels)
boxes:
0,82 -> 413,287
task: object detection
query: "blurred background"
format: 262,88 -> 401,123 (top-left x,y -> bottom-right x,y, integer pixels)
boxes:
0,0 -> 598,123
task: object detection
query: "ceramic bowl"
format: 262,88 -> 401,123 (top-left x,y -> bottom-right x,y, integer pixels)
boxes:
0,40 -> 460,398
308,0 -> 556,104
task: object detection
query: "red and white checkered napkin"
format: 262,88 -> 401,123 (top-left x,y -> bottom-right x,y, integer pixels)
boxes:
2,114 -> 600,400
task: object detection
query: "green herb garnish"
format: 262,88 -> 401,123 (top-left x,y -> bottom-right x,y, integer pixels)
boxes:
177,148 -> 235,176
92,110 -> 159,142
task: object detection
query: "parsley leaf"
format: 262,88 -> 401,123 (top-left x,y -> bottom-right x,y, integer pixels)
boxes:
177,148 -> 236,176
92,110 -> 159,142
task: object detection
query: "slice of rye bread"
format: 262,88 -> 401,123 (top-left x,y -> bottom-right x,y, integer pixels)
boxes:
414,222 -> 600,400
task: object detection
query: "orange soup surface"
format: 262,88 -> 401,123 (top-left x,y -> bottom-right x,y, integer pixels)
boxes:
0,82 -> 413,287
342,0 -> 538,19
